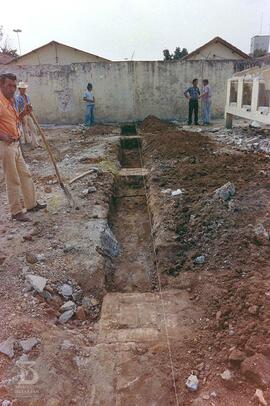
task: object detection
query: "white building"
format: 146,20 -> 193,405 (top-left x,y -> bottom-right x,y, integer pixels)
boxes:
225,66 -> 270,128
8,41 -> 110,66
183,36 -> 249,61
250,36 -> 270,54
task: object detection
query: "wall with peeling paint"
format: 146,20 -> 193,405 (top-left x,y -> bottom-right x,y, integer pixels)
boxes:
0,60 -> 248,124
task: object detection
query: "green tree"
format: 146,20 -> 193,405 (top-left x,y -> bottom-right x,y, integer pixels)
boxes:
163,49 -> 172,61
173,47 -> 182,60
180,48 -> 188,58
173,47 -> 188,60
163,47 -> 189,61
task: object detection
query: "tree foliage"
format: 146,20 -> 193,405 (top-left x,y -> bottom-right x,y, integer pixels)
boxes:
0,26 -> 18,57
163,49 -> 172,61
163,47 -> 188,61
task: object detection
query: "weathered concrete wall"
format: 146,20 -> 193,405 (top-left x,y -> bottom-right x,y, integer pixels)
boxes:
0,60 -> 243,124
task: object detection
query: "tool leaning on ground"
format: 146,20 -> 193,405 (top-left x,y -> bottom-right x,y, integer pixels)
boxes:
29,111 -> 76,207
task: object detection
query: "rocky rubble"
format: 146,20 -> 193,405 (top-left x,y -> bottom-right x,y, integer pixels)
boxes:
139,118 -> 270,403
22,273 -> 101,324
207,125 -> 270,154
0,336 -> 39,358
1,119 -> 270,404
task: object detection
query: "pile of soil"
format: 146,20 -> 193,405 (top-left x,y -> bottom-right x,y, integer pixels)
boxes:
84,124 -> 118,135
141,120 -> 270,403
139,115 -> 174,133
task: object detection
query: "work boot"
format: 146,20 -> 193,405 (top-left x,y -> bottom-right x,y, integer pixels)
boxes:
12,212 -> 31,222
27,202 -> 47,212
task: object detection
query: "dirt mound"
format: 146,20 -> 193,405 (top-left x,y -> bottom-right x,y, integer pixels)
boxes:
142,128 -> 270,403
84,124 -> 118,136
139,115 -> 174,133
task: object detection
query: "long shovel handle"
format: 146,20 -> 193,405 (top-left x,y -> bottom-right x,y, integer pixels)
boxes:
30,112 -> 64,187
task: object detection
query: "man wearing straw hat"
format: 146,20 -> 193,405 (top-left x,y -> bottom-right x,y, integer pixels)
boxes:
0,73 -> 46,222
16,81 -> 40,148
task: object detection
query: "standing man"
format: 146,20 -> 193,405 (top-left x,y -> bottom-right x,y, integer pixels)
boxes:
0,73 -> 46,222
83,83 -> 95,127
200,79 -> 212,125
16,81 -> 40,148
184,78 -> 200,125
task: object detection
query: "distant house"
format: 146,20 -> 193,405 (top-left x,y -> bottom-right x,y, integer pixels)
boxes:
7,41 -> 110,65
254,53 -> 270,67
183,37 -> 250,61
0,53 -> 14,65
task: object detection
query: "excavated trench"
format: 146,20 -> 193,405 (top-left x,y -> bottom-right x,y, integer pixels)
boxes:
108,129 -> 158,293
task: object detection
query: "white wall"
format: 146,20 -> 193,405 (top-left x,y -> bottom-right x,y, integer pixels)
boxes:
0,60 -> 245,124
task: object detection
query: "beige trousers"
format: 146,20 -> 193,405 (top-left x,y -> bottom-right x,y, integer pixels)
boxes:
21,115 -> 39,147
0,141 -> 36,215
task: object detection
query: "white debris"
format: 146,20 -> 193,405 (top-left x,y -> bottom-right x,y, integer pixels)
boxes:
221,369 -> 233,381
19,337 -> 39,354
171,189 -> 183,197
59,310 -> 75,324
182,126 -> 202,133
250,120 -> 261,128
254,224 -> 269,240
26,274 -> 48,293
214,182 -> 235,201
61,340 -> 75,350
0,337 -> 16,358
2,401 -> 12,406
186,374 -> 199,392
58,284 -> 73,298
60,301 -> 76,313
194,255 -> 205,265
36,254 -> 46,262
253,389 -> 268,406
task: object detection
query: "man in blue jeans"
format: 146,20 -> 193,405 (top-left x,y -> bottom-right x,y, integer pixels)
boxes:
184,79 -> 200,125
83,83 -> 95,127
200,79 -> 212,125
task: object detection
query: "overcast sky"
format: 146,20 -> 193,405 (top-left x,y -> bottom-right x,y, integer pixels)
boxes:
2,0 -> 270,60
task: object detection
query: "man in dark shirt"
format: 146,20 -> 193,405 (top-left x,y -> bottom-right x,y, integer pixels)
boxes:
184,78 -> 200,125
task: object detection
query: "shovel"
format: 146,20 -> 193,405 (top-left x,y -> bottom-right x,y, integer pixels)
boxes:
30,112 -> 76,207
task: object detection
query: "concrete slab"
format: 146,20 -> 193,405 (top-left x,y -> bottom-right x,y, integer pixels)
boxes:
120,135 -> 142,140
9,322 -> 179,405
119,168 -> 148,176
98,290 -> 200,344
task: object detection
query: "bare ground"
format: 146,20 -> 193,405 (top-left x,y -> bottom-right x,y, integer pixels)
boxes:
0,120 -> 270,405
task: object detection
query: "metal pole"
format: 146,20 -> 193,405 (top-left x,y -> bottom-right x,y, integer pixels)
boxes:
13,29 -> 22,55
